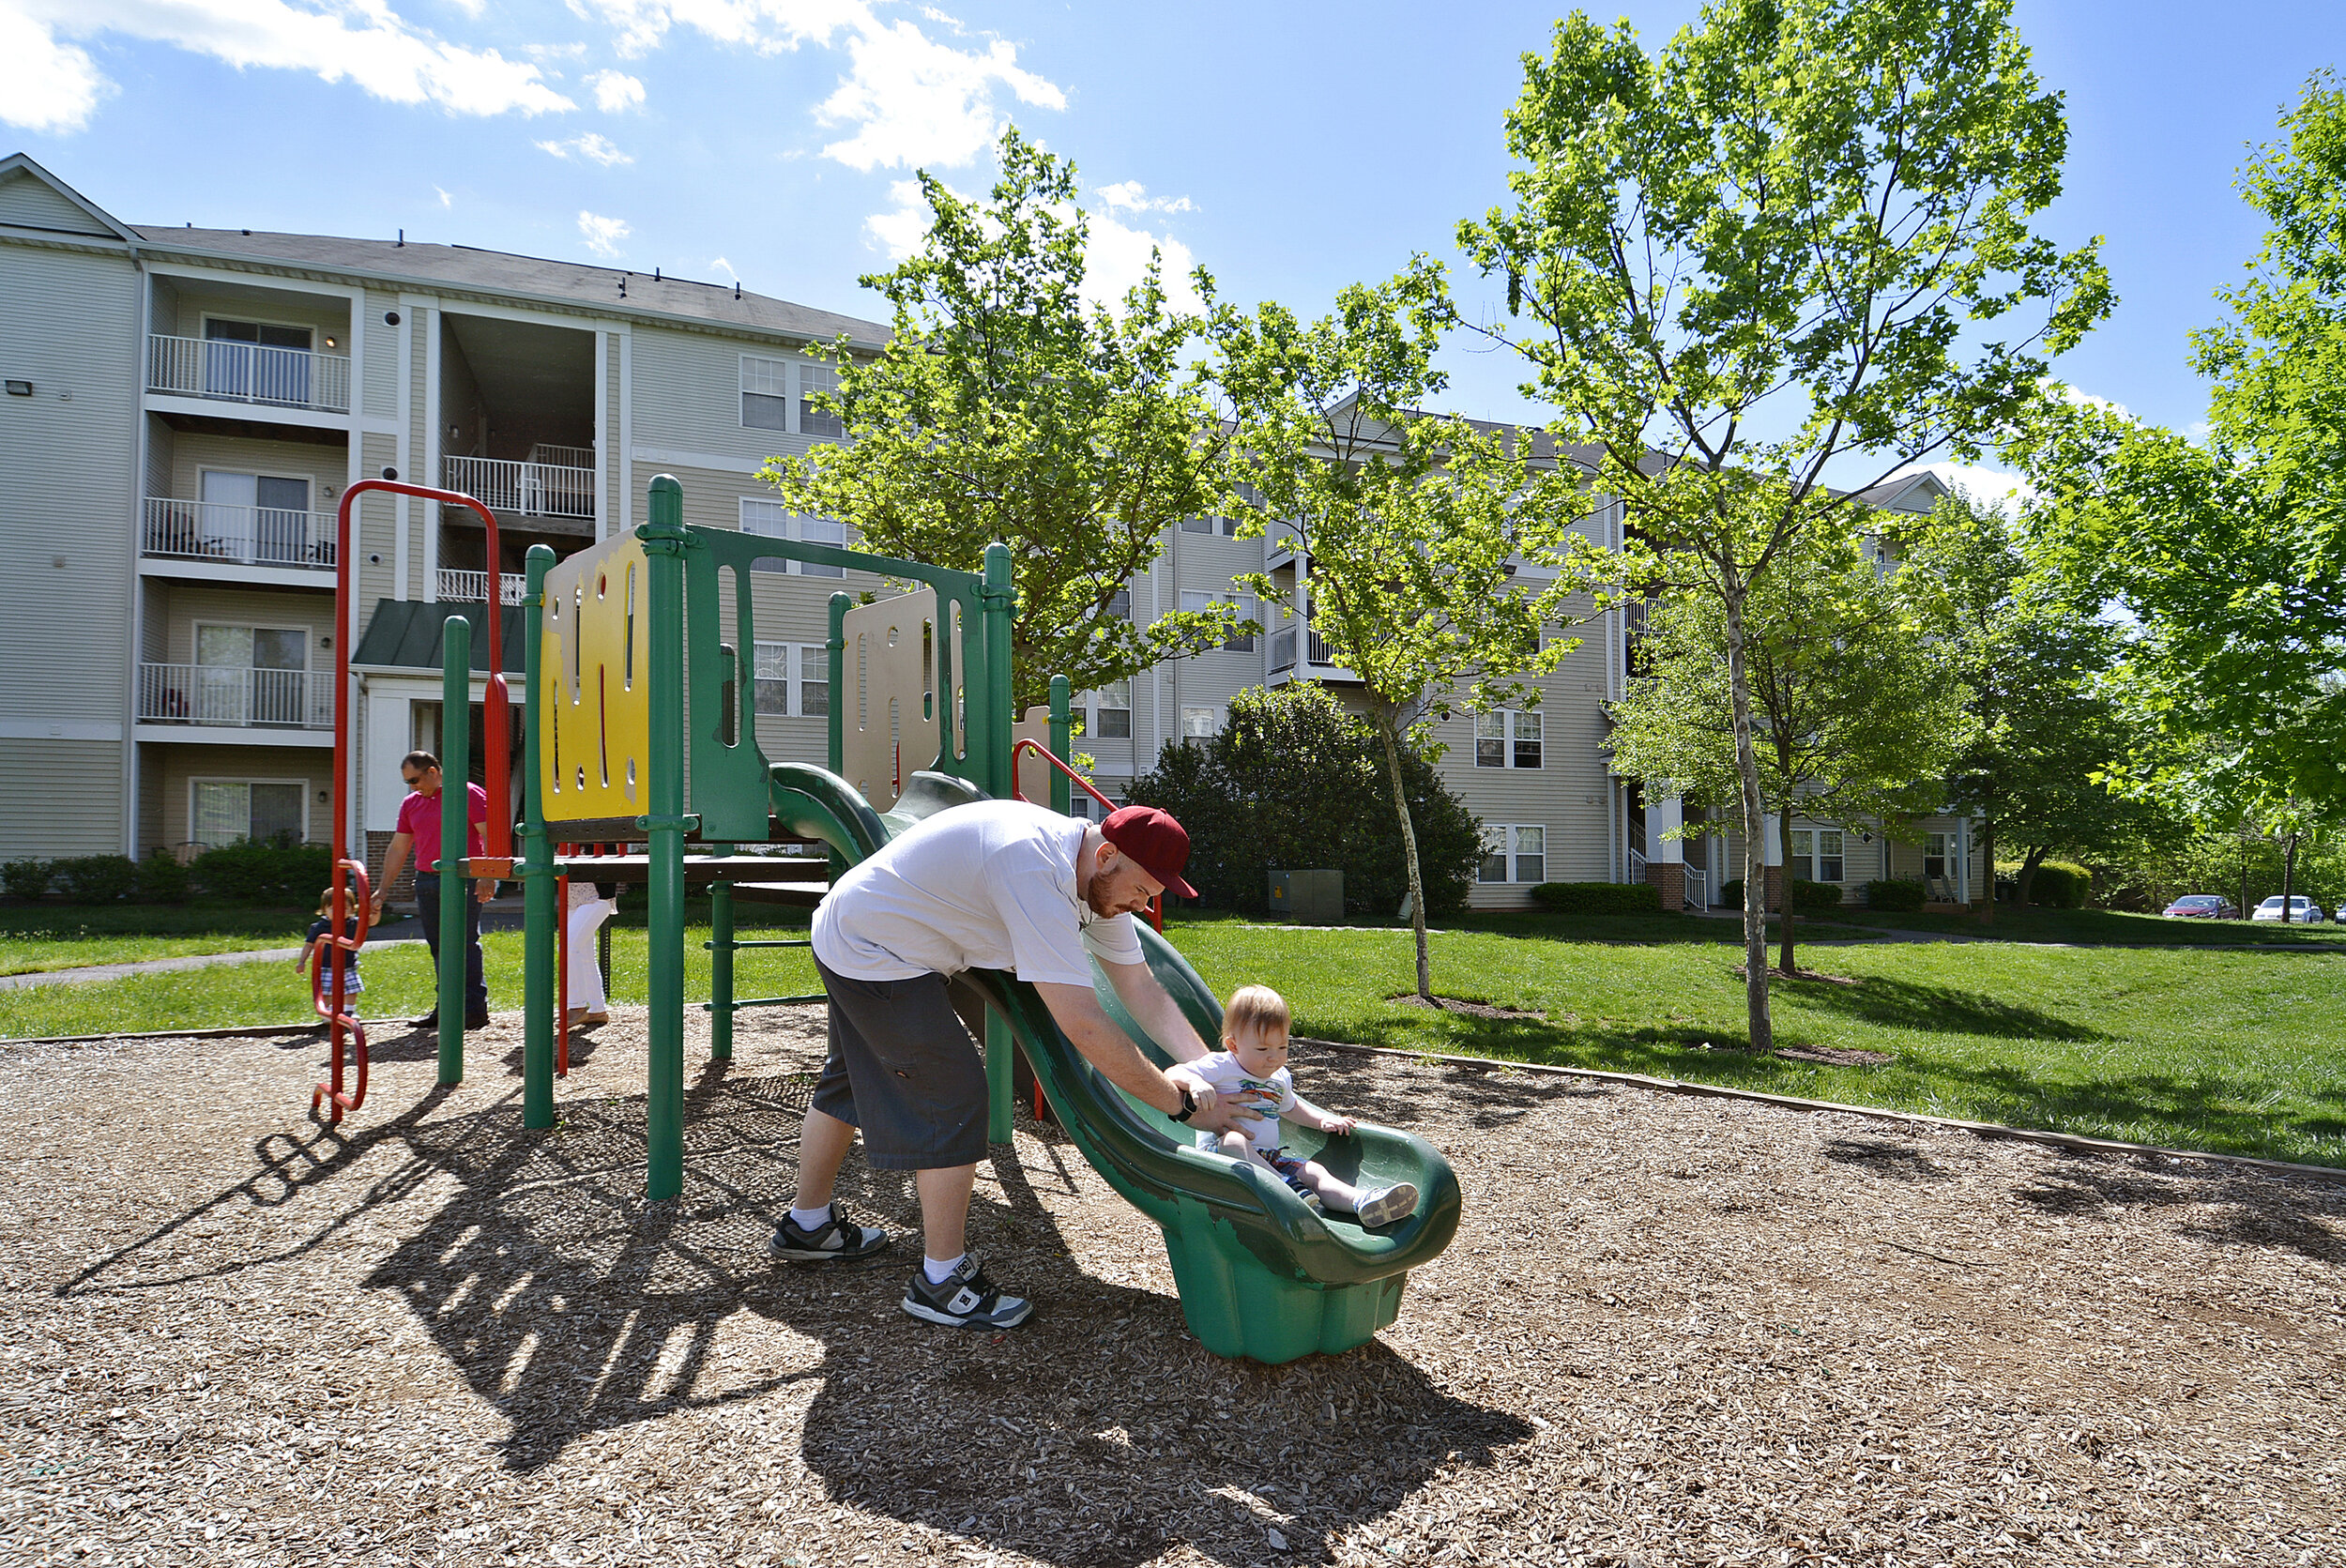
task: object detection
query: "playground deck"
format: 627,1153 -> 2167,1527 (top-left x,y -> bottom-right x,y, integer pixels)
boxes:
4,1013 -> 2341,1567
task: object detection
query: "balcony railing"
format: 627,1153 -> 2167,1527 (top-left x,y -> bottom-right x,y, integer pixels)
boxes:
1269,628 -> 1297,673
1269,625 -> 1344,674
145,334 -> 351,414
141,497 -> 335,571
137,663 -> 332,730
442,455 -> 596,521
437,569 -> 526,605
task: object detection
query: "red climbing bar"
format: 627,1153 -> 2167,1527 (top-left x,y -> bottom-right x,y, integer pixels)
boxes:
1011,738 -> 1159,934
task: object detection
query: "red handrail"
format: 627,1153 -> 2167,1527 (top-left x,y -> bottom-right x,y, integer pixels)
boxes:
319,479 -> 508,1122
1011,738 -> 1159,933
310,859 -> 372,1119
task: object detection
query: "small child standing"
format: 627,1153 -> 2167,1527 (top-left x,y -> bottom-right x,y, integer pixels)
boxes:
297,888 -> 364,1014
1190,984 -> 1419,1227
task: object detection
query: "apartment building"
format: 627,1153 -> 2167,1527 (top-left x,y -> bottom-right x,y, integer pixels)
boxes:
0,153 -> 1978,912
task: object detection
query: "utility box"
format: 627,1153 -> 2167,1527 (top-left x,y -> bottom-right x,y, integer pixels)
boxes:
1268,869 -> 1344,923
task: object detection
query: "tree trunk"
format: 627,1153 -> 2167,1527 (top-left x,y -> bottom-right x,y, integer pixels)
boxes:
1776,801 -> 1798,977
2238,832 -> 2249,920
1376,714 -> 1434,1000
2281,830 -> 2300,923
1722,587 -> 1773,1050
2015,845 -> 2049,909
1977,820 -> 1997,925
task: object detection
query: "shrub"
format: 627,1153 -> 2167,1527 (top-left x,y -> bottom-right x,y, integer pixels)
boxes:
1529,880 -> 1662,915
190,840 -> 332,903
1123,683 -> 1483,918
1862,877 -> 1927,911
51,855 -> 139,903
1,859 -> 50,901
1717,876 -> 1744,906
2029,860 -> 2091,908
136,852 -> 191,904
1790,878 -> 1844,910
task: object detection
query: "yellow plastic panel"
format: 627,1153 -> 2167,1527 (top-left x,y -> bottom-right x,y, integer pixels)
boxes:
839,587 -> 940,812
540,534 -> 653,827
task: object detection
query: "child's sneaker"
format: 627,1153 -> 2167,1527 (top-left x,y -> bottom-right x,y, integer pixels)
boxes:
1354,1182 -> 1420,1227
902,1255 -> 1033,1330
768,1203 -> 890,1262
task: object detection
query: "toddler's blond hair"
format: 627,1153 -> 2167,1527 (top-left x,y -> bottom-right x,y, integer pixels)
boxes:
1222,984 -> 1290,1044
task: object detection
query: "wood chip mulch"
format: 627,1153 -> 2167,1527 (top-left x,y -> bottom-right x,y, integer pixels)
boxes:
3,1009 -> 2343,1567
1388,996 -> 1546,1020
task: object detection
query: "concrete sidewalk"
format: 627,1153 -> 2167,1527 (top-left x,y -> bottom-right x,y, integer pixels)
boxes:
1,938 -> 424,991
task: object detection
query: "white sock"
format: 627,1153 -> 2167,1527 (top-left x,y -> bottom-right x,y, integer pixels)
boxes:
788,1205 -> 832,1232
922,1253 -> 967,1286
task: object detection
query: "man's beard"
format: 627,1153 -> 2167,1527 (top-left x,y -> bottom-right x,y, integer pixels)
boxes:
1085,883 -> 1118,920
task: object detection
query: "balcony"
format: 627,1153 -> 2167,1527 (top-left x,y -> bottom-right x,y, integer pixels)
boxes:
436,569 -> 526,605
146,334 -> 351,415
137,663 -> 333,731
141,497 -> 335,572
442,454 -> 596,522
1267,625 -> 1346,677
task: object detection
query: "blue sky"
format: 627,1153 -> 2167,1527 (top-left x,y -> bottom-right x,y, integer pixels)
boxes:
8,0 -> 2342,492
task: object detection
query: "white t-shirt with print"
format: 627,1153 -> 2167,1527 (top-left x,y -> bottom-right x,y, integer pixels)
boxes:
812,799 -> 1144,986
1186,1049 -> 1298,1154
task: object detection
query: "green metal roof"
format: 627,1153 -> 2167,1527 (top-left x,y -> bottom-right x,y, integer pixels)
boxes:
350,600 -> 526,673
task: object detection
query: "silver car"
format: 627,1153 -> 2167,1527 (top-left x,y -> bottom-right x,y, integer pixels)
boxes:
2250,895 -> 2328,923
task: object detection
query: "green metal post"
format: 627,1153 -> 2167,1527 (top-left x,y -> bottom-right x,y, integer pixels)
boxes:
709,859 -> 734,1061
437,614 -> 470,1087
981,542 -> 1018,1141
826,592 -> 850,776
1047,673 -> 1072,814
521,546 -> 557,1129
642,476 -> 692,1201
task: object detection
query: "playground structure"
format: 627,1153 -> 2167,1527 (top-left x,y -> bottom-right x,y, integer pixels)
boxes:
321,473 -> 1459,1361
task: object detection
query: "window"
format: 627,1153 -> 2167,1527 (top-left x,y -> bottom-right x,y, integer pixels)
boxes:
191,779 -> 306,847
1090,679 -> 1131,739
1474,709 -> 1542,769
1180,514 -> 1239,535
753,642 -> 829,717
1480,824 -> 1546,883
1181,586 -> 1257,652
741,355 -> 790,431
195,623 -> 310,725
205,319 -> 312,404
1181,706 -> 1218,738
800,361 -> 843,439
1105,586 -> 1131,620
741,498 -> 845,577
1923,831 -> 1949,882
1791,829 -> 1846,883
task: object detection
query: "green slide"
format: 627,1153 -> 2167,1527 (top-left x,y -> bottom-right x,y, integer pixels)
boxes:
769,764 -> 1463,1363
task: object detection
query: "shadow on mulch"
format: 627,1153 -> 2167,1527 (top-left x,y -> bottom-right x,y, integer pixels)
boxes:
2014,1154 -> 2346,1264
58,1062 -> 1528,1566
1820,1136 -> 1952,1182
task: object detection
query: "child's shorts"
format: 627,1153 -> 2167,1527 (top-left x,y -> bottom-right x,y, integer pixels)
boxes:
1196,1132 -> 1312,1193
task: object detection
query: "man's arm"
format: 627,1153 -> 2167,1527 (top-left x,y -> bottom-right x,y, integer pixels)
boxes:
372,831 -> 412,917
1032,982 -> 1199,1119
1099,957 -> 1213,1063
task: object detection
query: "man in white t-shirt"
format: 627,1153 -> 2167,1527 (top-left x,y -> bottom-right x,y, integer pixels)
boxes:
772,799 -> 1254,1331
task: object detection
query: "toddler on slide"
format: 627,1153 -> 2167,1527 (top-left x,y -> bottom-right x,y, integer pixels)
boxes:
1190,984 -> 1419,1227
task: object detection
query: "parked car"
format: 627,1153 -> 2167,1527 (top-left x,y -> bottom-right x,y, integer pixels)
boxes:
2250,895 -> 2328,923
2162,894 -> 2240,920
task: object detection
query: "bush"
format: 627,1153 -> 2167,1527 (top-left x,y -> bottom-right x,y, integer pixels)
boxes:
1862,877 -> 1927,911
1,859 -> 50,900
1717,876 -> 1744,906
1123,683 -> 1484,918
1529,880 -> 1662,915
136,852 -> 191,904
190,840 -> 332,903
51,854 -> 139,902
2028,860 -> 2091,908
1790,878 -> 1844,910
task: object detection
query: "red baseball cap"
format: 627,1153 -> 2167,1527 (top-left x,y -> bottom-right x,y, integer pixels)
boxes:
1101,804 -> 1199,900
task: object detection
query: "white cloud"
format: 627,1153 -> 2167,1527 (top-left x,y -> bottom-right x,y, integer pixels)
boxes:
587,67 -> 644,111
864,177 -> 930,259
578,209 -> 631,256
1097,180 -> 1194,215
710,254 -> 739,281
434,184 -> 453,207
572,0 -> 1061,171
1920,461 -> 2035,513
0,4 -> 109,131
0,0 -> 574,132
538,131 -> 632,165
1085,211 -> 1201,314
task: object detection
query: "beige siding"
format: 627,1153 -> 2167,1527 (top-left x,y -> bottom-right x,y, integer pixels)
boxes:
0,172 -> 114,236
165,430 -> 346,507
143,414 -> 175,501
356,433 -> 400,607
0,742 -> 125,859
144,743 -> 331,849
0,238 -> 140,729
361,288 -> 399,419
164,283 -> 349,348
630,324 -> 830,467
143,582 -> 337,666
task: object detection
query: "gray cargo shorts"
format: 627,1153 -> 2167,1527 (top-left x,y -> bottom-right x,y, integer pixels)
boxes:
810,956 -> 993,1170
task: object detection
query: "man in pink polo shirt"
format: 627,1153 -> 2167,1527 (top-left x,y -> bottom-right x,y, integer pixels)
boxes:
372,749 -> 494,1030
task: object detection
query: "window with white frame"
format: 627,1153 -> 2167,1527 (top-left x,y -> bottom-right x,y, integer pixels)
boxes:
1104,586 -> 1131,620
741,355 -> 790,431
1181,586 -> 1258,652
1088,679 -> 1131,738
1923,830 -> 1950,882
1180,514 -> 1240,535
800,361 -> 843,439
752,642 -> 829,717
1181,706 -> 1218,739
740,498 -> 845,577
1479,824 -> 1546,883
192,778 -> 307,847
1474,709 -> 1542,769
1791,829 -> 1846,882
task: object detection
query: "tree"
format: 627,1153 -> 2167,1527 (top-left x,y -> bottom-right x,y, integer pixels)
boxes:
1607,518 -> 1965,975
760,129 -> 1239,708
1455,0 -> 2110,1047
1211,267 -> 1580,998
1908,490 -> 2171,919
1121,683 -> 1485,919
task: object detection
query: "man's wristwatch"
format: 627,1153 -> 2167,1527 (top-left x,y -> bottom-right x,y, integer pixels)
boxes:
1168,1081 -> 1198,1123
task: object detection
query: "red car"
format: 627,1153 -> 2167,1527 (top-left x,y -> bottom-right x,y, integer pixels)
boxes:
2161,894 -> 2239,920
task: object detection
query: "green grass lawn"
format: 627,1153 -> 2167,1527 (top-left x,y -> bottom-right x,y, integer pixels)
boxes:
1812,904 -> 2346,947
6,918 -> 2340,1169
0,904 -> 318,975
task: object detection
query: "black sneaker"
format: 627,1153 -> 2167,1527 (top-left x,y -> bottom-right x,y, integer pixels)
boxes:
902,1255 -> 1032,1330
767,1204 -> 890,1262
464,1012 -> 493,1030
411,1011 -> 438,1029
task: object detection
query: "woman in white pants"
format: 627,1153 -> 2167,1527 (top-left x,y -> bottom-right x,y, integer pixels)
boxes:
567,879 -> 617,1026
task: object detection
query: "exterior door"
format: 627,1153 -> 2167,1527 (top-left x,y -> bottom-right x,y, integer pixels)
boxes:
254,475 -> 312,565
204,318 -> 312,404
199,470 -> 257,561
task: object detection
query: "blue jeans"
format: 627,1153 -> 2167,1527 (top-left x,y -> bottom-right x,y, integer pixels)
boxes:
414,873 -> 488,1015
